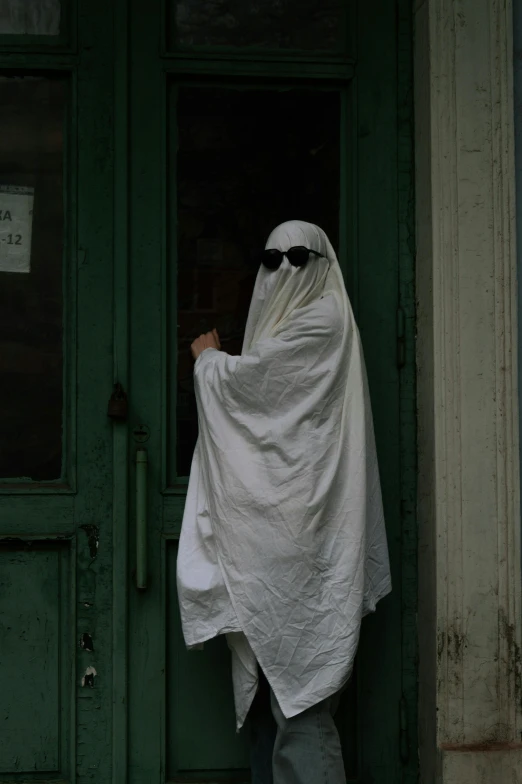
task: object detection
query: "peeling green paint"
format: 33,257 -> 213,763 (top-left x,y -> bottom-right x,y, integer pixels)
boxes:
80,524 -> 99,560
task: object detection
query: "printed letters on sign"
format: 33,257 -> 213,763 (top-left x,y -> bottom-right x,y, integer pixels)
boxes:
0,185 -> 34,273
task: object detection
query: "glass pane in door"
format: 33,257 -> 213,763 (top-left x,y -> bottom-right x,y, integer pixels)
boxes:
169,0 -> 345,51
0,76 -> 66,481
0,1 -> 61,35
170,85 -> 341,479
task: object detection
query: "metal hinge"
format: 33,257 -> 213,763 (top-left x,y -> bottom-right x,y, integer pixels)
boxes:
397,307 -> 406,369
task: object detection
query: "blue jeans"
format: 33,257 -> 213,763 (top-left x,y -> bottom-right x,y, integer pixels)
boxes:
247,670 -> 347,784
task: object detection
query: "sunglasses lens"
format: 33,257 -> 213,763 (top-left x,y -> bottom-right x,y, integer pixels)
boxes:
262,249 -> 284,270
286,247 -> 310,267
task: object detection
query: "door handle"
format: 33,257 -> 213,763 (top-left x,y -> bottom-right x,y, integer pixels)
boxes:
136,448 -> 148,590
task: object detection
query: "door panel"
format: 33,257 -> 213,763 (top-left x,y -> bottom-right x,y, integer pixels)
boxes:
167,542 -> 250,777
129,0 -> 398,781
1,541 -> 72,775
0,2 -> 115,781
0,72 -> 75,783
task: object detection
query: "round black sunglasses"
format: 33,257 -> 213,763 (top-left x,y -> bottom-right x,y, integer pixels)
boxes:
261,246 -> 323,271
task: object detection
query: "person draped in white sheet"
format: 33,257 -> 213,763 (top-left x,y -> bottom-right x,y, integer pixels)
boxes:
176,220 -> 391,784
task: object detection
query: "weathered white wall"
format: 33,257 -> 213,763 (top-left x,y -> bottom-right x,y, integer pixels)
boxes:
415,0 -> 522,780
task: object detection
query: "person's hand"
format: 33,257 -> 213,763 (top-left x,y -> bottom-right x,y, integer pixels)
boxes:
191,329 -> 221,360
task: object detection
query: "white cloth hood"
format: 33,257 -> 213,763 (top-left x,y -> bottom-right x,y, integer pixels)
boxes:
242,220 -> 332,350
176,220 -> 391,727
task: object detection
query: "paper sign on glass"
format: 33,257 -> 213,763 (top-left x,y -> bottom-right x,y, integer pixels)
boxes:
0,185 -> 34,273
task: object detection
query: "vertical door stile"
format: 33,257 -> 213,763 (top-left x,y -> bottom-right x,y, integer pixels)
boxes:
112,0 -> 130,781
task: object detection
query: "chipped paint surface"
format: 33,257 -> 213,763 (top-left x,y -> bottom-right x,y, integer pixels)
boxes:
80,632 -> 94,652
80,524 -> 99,559
81,666 -> 97,688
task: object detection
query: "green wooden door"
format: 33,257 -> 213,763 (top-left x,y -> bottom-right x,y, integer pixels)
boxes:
0,1 -> 118,781
127,2 -> 416,784
0,2 -> 416,783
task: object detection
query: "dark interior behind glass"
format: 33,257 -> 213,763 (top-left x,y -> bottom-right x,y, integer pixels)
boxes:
0,76 -> 65,481
173,85 -> 341,478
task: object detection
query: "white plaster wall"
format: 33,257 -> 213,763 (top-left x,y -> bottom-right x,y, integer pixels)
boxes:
415,0 -> 522,780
